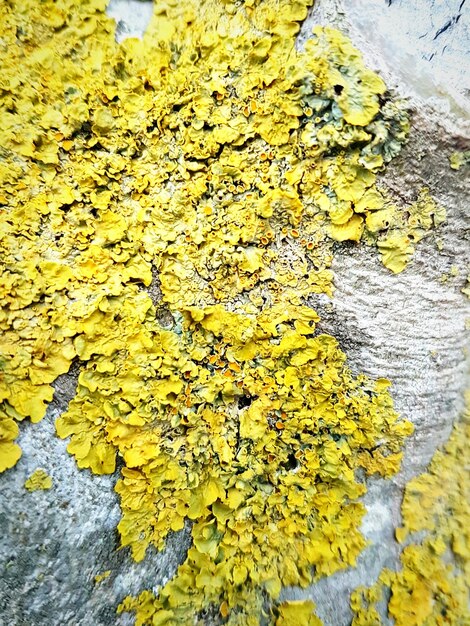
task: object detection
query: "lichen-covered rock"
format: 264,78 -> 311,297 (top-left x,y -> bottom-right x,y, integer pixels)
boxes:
0,0 -> 468,625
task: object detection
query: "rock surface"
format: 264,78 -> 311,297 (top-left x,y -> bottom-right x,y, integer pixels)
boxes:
1,1 -> 469,625
302,0 -> 470,118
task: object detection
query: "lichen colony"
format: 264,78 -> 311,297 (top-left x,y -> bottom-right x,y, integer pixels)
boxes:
1,1 -> 465,625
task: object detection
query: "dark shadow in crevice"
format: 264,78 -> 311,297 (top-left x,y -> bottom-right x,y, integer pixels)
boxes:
51,359 -> 82,415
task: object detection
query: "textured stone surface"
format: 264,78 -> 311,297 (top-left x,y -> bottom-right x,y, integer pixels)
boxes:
1,1 -> 469,625
301,0 -> 470,118
106,0 -> 154,43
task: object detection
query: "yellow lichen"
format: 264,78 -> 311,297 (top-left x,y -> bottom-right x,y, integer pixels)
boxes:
0,0 -> 440,475
449,150 -> 470,170
351,391 -> 470,626
94,570 -> 111,584
24,468 -> 53,491
365,188 -> 446,274
275,600 -> 323,625
0,415 -> 22,473
462,273 -> 470,299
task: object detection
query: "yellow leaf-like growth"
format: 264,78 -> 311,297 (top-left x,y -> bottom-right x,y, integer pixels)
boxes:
24,468 -> 53,491
0,414 -> 22,472
276,600 -> 323,626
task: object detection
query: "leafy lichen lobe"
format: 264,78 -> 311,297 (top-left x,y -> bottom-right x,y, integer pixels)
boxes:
24,468 -> 53,491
